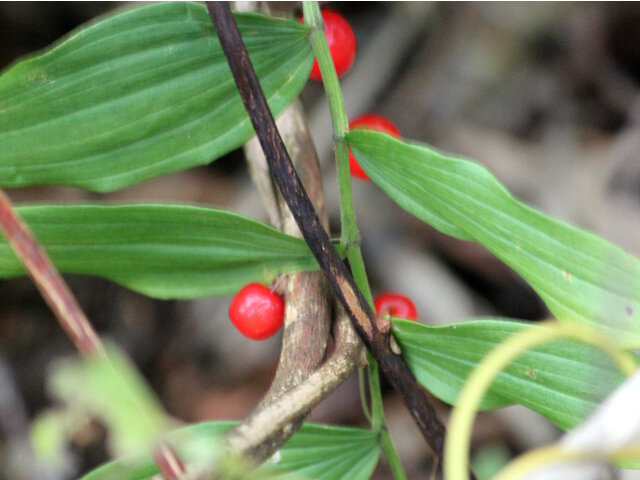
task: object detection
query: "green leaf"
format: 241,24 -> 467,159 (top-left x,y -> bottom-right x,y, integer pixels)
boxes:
347,130 -> 640,345
251,424 -> 380,480
0,3 -> 312,192
80,422 -> 380,480
48,344 -> 173,458
0,204 -> 323,299
394,318 -> 631,430
31,408 -> 79,473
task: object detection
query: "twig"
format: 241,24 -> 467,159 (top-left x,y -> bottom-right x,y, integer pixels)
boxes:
236,97 -> 344,458
246,100 -> 333,403
225,308 -> 362,457
0,188 -> 186,479
206,1 -> 448,463
0,189 -> 102,357
232,1 -> 364,460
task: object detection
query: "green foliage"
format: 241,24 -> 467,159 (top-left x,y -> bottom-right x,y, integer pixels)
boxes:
252,424 -> 380,480
347,130 -> 640,346
471,444 -> 511,480
45,344 -> 173,458
80,422 -> 380,480
39,346 -> 379,479
394,318 -> 631,430
5,1 -> 638,478
0,204 -> 325,298
0,3 -> 312,192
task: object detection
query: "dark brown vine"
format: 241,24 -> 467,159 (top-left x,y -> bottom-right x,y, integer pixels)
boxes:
205,3 -> 479,477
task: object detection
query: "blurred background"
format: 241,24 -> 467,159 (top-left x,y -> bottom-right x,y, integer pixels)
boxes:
1,2 -> 640,479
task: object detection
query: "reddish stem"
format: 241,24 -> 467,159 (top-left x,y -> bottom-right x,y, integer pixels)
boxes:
0,188 -> 186,477
0,189 -> 102,356
153,441 -> 186,479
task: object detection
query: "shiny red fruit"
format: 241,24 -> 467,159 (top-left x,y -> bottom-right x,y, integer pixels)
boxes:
348,114 -> 401,180
374,292 -> 418,321
229,283 -> 285,340
304,9 -> 356,81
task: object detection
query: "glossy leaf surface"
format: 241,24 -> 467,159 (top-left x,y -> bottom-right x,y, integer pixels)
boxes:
394,318 -> 630,430
0,3 -> 312,191
81,422 -> 380,480
347,130 -> 640,345
0,205 -> 323,299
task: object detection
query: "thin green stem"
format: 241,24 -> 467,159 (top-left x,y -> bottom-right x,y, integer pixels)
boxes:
358,367 -> 372,423
303,3 -> 406,478
302,4 -> 358,257
380,429 -> 409,480
366,356 -> 383,431
302,3 -> 349,137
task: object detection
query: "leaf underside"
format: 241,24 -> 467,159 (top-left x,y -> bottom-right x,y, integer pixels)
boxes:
348,130 -> 640,345
394,318 -> 629,431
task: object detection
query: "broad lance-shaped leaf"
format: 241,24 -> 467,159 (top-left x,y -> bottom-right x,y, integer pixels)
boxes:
80,422 -> 380,480
393,319 -> 632,431
0,3 -> 313,192
347,130 -> 640,345
0,205 -> 324,299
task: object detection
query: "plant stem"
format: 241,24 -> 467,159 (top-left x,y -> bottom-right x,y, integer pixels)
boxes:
380,429 -> 409,480
0,189 -> 186,478
208,5 -> 449,474
301,4 -> 349,138
302,2 -> 405,476
358,367 -> 372,422
366,359 -> 384,431
301,4 -> 355,255
0,188 -> 102,357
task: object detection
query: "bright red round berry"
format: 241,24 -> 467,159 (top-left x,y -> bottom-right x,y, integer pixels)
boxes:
349,114 -> 401,181
303,9 -> 356,81
229,283 -> 285,340
374,292 -> 418,321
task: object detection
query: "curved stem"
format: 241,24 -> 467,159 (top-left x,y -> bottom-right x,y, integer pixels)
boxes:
208,4 -> 449,475
445,321 -> 636,480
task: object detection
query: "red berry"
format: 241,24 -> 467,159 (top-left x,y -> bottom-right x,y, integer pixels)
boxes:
303,9 -> 356,81
348,114 -> 401,180
374,293 -> 418,321
229,283 -> 285,340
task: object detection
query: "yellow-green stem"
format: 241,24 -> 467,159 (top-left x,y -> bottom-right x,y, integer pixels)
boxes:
303,3 -> 406,478
358,367 -> 372,423
380,429 -> 409,480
